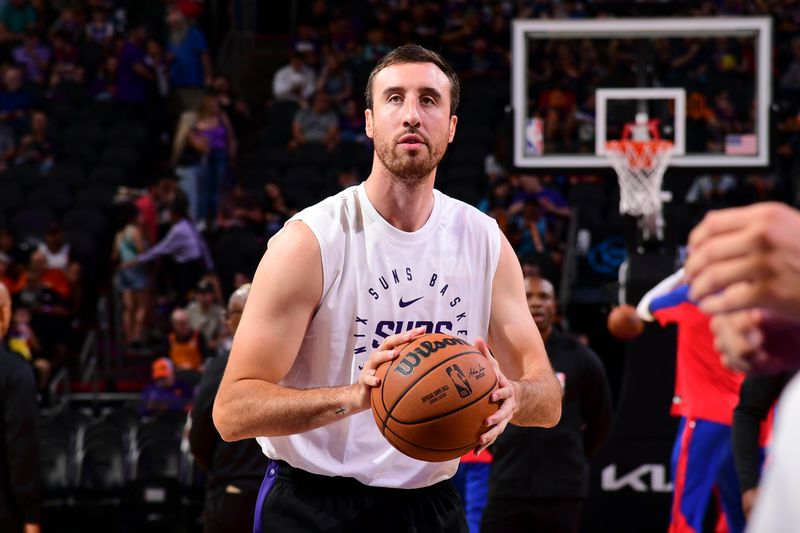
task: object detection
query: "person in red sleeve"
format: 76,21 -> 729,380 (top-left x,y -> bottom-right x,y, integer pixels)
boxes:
637,268 -> 745,533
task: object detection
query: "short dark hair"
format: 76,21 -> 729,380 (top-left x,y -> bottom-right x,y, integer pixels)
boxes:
364,44 -> 460,115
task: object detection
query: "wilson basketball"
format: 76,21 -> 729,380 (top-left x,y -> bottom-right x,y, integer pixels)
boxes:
608,304 -> 644,341
370,333 -> 499,462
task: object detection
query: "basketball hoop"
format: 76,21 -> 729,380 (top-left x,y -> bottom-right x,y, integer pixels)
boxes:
605,139 -> 673,218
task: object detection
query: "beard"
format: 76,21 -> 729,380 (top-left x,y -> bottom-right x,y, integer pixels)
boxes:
373,127 -> 447,189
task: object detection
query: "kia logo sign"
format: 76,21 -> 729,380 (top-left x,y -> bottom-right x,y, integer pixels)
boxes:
601,464 -> 673,493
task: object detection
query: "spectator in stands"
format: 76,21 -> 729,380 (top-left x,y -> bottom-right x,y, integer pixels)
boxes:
120,196 -> 214,306
36,224 -> 81,314
172,108 -> 205,221
272,52 -> 315,106
339,97 -> 369,147
316,52 -> 352,110
212,75 -> 250,135
0,0 -> 37,45
6,304 -> 47,387
190,283 -> 265,533
0,66 -> 32,135
12,30 -> 50,86
166,8 -> 211,112
685,173 -> 738,206
14,250 -> 72,370
116,24 -> 153,107
0,282 -> 41,533
190,92 -> 236,228
139,356 -> 193,416
87,54 -> 117,101
167,307 -> 205,372
216,184 -> 262,233
13,110 -> 53,172
84,5 -> 115,47
260,181 -> 295,239
186,279 -> 225,355
288,91 -> 339,152
112,202 -> 149,347
47,5 -> 82,45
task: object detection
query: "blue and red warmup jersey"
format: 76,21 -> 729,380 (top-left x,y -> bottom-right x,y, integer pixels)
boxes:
652,290 -> 743,426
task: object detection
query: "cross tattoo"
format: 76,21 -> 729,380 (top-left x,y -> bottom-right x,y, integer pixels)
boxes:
335,407 -> 346,415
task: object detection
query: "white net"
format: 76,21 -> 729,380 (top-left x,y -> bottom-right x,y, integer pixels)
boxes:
605,140 -> 673,217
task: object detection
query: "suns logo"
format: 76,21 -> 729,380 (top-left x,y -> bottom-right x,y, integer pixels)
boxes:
351,266 -> 469,370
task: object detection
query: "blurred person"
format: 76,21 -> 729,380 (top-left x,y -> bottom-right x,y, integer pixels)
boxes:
316,52 -> 352,109
166,8 -> 211,112
189,93 -> 236,227
684,203 -> 800,531
87,54 -> 117,101
216,184 -> 262,233
288,91 -> 339,152
115,24 -> 153,107
47,5 -> 82,44
259,181 -> 295,239
190,283 -> 266,533
12,30 -> 49,85
636,268 -> 746,533
13,250 -> 71,368
139,356 -> 193,417
0,0 -> 36,44
212,75 -> 249,134
186,279 -> 225,354
144,38 -> 170,100
167,307 -> 205,372
482,276 -> 612,533
685,173 -> 738,206
0,282 -> 41,533
36,223 -> 81,308
121,196 -> 213,306
272,52 -> 315,106
0,66 -> 32,134
112,202 -> 149,346
6,304 -> 48,391
84,5 -> 114,46
13,109 -> 53,172
338,97 -> 369,147
172,108 -> 205,220
0,251 -> 13,291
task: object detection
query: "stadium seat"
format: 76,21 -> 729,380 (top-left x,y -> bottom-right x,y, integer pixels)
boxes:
11,207 -> 56,240
63,208 -> 108,239
89,166 -> 127,188
27,184 -> 72,213
50,163 -> 88,191
73,186 -> 115,209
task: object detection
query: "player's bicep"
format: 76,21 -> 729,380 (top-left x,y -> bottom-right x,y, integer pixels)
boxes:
488,232 -> 549,380
224,221 -> 322,385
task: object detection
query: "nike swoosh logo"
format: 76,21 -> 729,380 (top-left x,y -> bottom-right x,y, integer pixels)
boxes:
399,296 -> 424,308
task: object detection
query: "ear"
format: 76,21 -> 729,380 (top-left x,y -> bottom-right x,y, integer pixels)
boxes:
448,114 -> 458,143
365,108 -> 374,139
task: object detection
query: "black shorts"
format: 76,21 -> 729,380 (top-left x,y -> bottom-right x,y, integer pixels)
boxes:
254,460 -> 468,533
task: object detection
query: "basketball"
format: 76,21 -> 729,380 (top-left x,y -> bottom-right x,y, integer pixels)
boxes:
607,304 -> 644,341
370,333 -> 499,462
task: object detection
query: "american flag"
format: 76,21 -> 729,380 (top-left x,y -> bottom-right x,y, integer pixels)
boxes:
725,134 -> 757,156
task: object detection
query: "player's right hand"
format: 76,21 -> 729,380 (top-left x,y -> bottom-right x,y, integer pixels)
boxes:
354,326 -> 427,409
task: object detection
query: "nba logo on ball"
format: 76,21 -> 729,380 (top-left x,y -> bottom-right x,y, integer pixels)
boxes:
525,117 -> 544,156
446,364 -> 472,398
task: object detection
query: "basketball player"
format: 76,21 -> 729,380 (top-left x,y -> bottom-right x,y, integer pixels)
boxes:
213,45 -> 562,532
636,269 -> 745,533
685,202 -> 800,532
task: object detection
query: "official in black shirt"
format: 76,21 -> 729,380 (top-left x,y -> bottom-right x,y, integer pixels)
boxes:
190,283 -> 267,532
482,275 -> 613,533
0,283 -> 41,533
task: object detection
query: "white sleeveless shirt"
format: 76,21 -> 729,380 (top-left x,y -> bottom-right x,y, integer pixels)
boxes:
256,182 -> 501,488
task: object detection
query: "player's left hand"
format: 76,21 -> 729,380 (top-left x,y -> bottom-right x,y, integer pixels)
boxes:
473,337 -> 515,455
